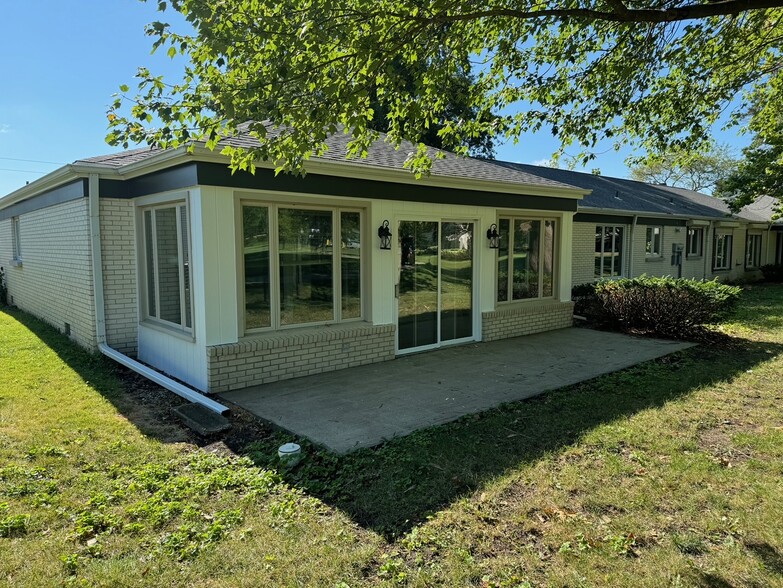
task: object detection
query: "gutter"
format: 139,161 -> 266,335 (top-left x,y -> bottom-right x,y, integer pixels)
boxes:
87,173 -> 228,414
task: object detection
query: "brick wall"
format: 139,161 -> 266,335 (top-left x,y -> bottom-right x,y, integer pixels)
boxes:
572,222 -> 598,286
482,301 -> 574,342
1,198 -> 96,349
100,199 -> 138,355
206,323 -> 396,392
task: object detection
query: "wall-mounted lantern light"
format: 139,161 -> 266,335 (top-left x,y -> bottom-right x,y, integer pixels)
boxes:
487,223 -> 499,249
378,220 -> 392,250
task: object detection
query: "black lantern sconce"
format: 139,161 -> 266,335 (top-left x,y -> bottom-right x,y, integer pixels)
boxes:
378,220 -> 392,250
487,223 -> 499,249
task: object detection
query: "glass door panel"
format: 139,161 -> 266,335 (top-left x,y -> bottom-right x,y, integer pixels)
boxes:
398,221 -> 439,351
440,222 -> 473,342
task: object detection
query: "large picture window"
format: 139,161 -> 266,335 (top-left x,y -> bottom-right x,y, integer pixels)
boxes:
242,204 -> 362,331
594,225 -> 624,278
497,218 -> 555,301
713,233 -> 733,271
141,202 -> 192,330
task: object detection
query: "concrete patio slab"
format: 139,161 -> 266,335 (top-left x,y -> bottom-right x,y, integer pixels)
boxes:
220,328 -> 693,453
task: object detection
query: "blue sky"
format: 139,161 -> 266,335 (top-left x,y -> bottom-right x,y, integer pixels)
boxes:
0,1 -> 747,196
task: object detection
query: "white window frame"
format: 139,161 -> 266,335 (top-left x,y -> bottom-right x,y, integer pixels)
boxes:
496,216 -> 557,302
686,227 -> 704,258
645,225 -> 663,258
240,202 -> 364,333
745,233 -> 762,269
713,233 -> 733,271
594,224 -> 625,279
139,200 -> 193,332
11,216 -> 21,264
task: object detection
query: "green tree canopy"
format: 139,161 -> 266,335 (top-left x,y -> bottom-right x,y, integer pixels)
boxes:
717,78 -> 783,209
629,142 -> 737,193
107,0 -> 783,177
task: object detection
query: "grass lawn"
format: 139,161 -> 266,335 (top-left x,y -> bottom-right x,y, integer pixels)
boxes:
2,285 -> 783,587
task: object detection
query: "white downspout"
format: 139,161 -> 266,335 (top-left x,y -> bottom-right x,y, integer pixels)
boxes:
628,215 -> 638,277
88,174 -> 228,414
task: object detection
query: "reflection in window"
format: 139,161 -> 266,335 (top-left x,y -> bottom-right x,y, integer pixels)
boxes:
440,222 -> 473,342
243,206 -> 271,329
279,209 -> 334,325
341,212 -> 361,319
241,205 -> 362,330
497,218 -> 556,301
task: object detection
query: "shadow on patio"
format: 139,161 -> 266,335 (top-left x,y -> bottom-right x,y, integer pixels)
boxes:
239,337 -> 782,539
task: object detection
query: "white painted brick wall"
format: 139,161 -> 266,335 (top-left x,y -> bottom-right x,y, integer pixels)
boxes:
572,223 -> 597,286
482,301 -> 574,342
1,199 -> 96,349
207,323 -> 397,392
100,199 -> 138,355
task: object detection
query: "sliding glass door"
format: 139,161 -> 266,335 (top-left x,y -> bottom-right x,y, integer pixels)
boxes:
397,220 -> 474,352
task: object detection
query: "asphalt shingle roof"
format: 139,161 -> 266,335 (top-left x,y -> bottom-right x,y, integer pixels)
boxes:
74,126 -> 576,192
490,161 -> 736,220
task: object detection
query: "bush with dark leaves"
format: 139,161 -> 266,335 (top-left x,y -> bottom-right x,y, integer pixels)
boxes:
573,276 -> 741,339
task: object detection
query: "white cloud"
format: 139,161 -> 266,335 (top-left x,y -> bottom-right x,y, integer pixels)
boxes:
529,158 -> 556,168
0,124 -> 10,134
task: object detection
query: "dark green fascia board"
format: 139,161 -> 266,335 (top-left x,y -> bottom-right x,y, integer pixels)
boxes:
574,212 -> 634,225
196,163 -> 578,211
0,179 -> 87,220
98,162 -> 578,212
100,164 -> 200,198
575,212 -> 688,227
636,216 -> 687,227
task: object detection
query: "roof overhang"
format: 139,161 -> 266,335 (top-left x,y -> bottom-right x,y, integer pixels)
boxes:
578,206 -> 731,223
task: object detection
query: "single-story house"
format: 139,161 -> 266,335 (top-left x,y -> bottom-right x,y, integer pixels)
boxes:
0,129 -> 592,408
492,162 -> 783,285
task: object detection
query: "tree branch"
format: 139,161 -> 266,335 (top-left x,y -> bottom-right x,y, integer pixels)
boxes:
399,0 -> 782,25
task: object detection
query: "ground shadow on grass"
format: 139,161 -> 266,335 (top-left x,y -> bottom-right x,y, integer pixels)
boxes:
241,338 -> 783,539
3,308 -> 198,445
7,306 -> 783,541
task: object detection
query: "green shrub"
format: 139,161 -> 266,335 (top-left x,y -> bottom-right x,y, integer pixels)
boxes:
760,264 -> 783,282
578,276 -> 741,339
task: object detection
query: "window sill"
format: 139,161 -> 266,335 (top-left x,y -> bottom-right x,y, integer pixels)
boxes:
139,319 -> 195,342
497,296 -> 559,308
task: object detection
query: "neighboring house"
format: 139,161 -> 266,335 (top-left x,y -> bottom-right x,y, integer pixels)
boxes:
492,163 -> 782,286
0,130 -> 589,398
